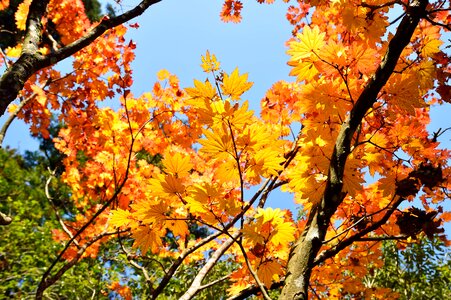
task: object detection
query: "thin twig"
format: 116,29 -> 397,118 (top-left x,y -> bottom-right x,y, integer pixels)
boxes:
45,169 -> 80,247
235,239 -> 272,300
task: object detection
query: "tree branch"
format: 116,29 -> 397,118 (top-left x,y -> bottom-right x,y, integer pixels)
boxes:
0,0 -> 162,116
179,231 -> 240,300
150,230 -> 223,298
227,281 -> 284,300
313,196 -> 404,266
0,211 -> 12,225
281,1 -> 429,298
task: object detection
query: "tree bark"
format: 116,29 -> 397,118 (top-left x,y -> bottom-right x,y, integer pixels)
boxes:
280,1 -> 429,298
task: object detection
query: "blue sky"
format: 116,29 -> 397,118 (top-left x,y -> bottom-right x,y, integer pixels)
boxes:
1,0 -> 450,231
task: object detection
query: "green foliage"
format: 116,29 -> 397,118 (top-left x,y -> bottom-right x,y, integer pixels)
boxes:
82,0 -> 102,22
0,148 -> 108,298
0,146 -> 235,298
366,237 -> 451,300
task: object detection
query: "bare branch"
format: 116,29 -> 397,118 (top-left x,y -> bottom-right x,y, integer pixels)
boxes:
45,169 -> 79,247
356,235 -> 409,242
118,236 -> 154,293
313,196 -> 404,266
35,229 -> 124,299
198,274 -> 231,291
227,281 -> 284,300
0,211 -> 12,225
179,231 -> 240,300
235,239 -> 272,300
150,230 -> 223,298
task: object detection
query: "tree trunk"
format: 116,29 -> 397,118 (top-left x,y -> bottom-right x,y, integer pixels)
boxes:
280,0 -> 428,298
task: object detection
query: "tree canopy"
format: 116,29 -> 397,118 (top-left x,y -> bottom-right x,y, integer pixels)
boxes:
0,0 -> 450,299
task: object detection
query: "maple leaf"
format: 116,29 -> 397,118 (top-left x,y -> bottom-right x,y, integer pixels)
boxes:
246,148 -> 284,180
416,59 -> 436,91
132,226 -> 163,255
220,0 -> 243,23
109,208 -> 132,229
288,59 -> 319,82
167,219 -> 189,238
287,26 -> 325,61
109,282 -> 132,300
156,69 -> 171,81
257,260 -> 283,288
201,50 -> 221,72
30,84 -> 47,106
185,79 -> 217,101
421,38 -> 443,57
255,207 -> 284,224
162,151 -> 193,178
242,223 -> 265,244
384,73 -> 425,114
199,127 -> 234,158
271,221 -> 296,246
221,68 -> 254,100
161,174 -> 186,194
5,45 -> 21,57
343,156 -> 365,197
145,202 -> 169,224
351,44 -> 379,75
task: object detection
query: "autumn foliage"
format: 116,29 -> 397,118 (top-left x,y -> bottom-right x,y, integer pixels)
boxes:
0,0 -> 450,299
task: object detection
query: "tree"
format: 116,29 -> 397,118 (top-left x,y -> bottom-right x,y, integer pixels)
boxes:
0,0 -> 450,299
0,147 -> 114,298
367,236 -> 451,300
0,138 -> 234,299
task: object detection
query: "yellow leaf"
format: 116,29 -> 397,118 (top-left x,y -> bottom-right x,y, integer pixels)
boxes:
5,45 -> 21,57
145,202 -> 168,224
162,152 -> 193,177
255,207 -> 284,225
199,127 -> 233,157
416,59 -> 436,90
287,25 -> 326,61
343,157 -> 365,197
247,148 -> 284,179
161,174 -> 186,194
215,160 -> 240,183
242,223 -> 265,244
270,221 -> 296,246
167,219 -> 188,238
109,208 -> 132,229
421,38 -> 443,57
132,226 -> 162,254
7,103 -> 18,115
15,0 -> 31,31
201,50 -> 220,73
288,59 -> 319,82
185,79 -> 217,101
221,68 -> 253,100
156,69 -> 171,81
287,26 -> 326,82
30,84 -> 47,106
229,100 -> 255,127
